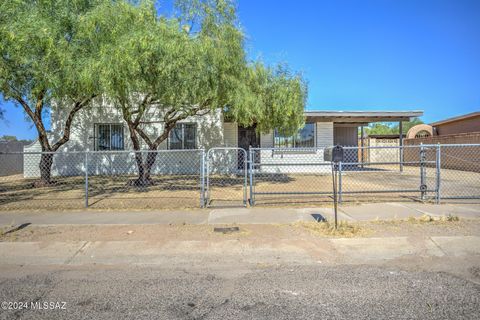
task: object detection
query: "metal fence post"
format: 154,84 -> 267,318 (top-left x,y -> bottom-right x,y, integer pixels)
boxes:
84,151 -> 89,208
435,143 -> 441,204
200,149 -> 205,208
420,143 -> 426,200
338,161 -> 343,204
249,148 -> 254,206
399,145 -> 404,172
243,149 -> 247,206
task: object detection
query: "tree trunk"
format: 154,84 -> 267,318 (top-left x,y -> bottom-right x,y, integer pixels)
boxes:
36,153 -> 55,186
130,150 -> 159,187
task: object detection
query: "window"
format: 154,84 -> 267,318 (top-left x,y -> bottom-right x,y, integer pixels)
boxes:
274,123 -> 315,148
169,123 -> 197,149
94,124 -> 124,151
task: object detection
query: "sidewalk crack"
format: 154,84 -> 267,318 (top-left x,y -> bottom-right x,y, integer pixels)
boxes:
64,241 -> 90,265
428,237 -> 447,256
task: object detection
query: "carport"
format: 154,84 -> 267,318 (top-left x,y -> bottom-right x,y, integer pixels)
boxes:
305,110 -> 424,166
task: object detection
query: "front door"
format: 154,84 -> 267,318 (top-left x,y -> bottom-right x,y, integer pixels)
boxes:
238,125 -> 260,169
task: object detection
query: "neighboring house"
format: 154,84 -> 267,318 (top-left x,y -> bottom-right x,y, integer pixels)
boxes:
404,111 -> 480,173
23,105 -> 422,177
405,111 -> 480,142
0,140 -> 31,176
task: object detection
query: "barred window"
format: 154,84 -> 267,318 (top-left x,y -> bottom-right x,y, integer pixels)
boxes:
94,124 -> 124,151
169,123 -> 197,149
274,123 -> 315,148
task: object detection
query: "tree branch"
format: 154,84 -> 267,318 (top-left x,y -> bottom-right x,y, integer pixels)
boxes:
51,94 -> 96,151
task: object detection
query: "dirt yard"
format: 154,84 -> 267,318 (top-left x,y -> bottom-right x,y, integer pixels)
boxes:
0,165 -> 479,210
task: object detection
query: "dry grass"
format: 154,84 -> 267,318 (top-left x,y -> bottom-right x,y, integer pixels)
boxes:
295,221 -> 370,237
407,214 -> 460,223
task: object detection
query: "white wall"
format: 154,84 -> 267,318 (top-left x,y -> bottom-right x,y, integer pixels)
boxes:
23,104 -> 339,177
24,100 -> 225,177
257,122 -> 333,174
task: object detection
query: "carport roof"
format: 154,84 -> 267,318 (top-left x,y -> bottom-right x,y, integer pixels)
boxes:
305,110 -> 423,124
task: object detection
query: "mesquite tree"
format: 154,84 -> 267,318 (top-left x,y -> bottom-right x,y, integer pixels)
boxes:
0,0 -> 103,185
97,0 -> 307,185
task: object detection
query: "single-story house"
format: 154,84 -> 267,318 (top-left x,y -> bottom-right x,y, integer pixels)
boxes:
23,106 -> 422,177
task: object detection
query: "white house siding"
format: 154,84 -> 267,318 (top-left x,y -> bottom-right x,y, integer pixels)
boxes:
260,131 -> 274,148
24,101 -> 224,177
257,122 -> 334,174
223,122 -> 238,147
23,102 -> 346,178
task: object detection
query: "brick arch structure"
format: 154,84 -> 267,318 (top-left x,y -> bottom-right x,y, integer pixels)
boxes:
406,124 -> 433,139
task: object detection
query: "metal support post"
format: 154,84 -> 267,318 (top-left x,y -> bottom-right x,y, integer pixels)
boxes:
435,143 -> 441,204
243,149 -> 247,206
85,152 -> 89,208
200,149 -> 205,208
205,150 -> 210,206
360,126 -> 364,168
331,162 -> 338,229
420,143 -> 426,200
338,161 -> 343,204
399,121 -> 403,172
249,148 -> 255,206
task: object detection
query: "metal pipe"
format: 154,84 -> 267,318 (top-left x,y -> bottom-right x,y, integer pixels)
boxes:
200,149 -> 205,208
435,143 -> 441,204
338,161 -> 343,203
399,121 -> 403,172
360,126 -> 364,169
243,149 -> 247,206
84,152 -> 89,208
249,148 -> 255,206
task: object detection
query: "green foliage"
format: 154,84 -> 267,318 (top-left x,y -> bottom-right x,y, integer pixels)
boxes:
1,0 -> 307,154
364,118 -> 423,136
0,0 -> 102,109
0,135 -> 32,143
229,62 -> 307,135
93,0 -> 307,147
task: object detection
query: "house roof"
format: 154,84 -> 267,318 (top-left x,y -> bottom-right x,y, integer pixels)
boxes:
304,110 -> 423,124
430,111 -> 480,126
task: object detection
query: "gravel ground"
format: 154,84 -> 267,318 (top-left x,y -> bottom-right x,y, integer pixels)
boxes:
0,264 -> 479,320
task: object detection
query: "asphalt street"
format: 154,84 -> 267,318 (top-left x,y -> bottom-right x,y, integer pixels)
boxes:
1,263 -> 479,320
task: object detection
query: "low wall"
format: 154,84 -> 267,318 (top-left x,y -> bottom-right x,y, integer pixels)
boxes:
404,132 -> 480,173
0,141 -> 29,176
22,151 -> 203,178
256,149 -> 331,174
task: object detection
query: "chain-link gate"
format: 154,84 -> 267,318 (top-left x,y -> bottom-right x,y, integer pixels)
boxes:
339,144 -> 439,202
205,147 -> 247,207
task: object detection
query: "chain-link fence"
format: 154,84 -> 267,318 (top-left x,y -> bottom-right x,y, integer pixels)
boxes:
205,148 -> 247,207
86,150 -> 204,209
339,145 -> 438,202
0,151 -> 87,210
249,144 -> 480,205
0,150 -> 204,210
249,147 -> 334,206
0,144 -> 479,210
435,144 -> 480,199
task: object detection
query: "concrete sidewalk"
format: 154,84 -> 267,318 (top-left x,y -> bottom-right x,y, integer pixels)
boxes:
1,236 -> 478,266
0,202 -> 479,226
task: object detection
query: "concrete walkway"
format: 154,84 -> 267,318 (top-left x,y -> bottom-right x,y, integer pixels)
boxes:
0,202 -> 479,226
1,236 -> 478,266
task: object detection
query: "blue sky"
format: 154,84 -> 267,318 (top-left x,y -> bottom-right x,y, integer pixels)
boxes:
1,0 -> 479,140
